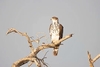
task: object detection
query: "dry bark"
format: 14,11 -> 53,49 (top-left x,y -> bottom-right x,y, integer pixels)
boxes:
6,28 -> 73,67
87,51 -> 100,67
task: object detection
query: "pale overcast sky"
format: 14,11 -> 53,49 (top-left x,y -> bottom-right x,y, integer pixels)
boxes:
0,0 -> 100,67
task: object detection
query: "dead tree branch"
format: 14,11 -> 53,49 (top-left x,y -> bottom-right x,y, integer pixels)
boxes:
93,54 -> 100,63
7,28 -> 73,67
87,51 -> 100,67
6,28 -> 34,51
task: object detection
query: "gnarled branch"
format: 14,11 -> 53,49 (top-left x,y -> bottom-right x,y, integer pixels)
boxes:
7,28 -> 34,51
7,28 -> 73,67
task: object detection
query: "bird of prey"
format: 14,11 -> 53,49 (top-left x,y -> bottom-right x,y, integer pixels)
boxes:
49,16 -> 63,56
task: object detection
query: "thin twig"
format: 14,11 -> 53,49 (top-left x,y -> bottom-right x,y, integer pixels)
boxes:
31,35 -> 46,44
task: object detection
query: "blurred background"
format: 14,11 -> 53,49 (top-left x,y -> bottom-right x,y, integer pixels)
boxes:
0,0 -> 100,67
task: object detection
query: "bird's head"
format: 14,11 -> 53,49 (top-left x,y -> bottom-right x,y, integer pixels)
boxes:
51,16 -> 59,24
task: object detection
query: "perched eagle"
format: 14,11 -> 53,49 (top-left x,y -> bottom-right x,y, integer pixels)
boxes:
49,16 -> 63,56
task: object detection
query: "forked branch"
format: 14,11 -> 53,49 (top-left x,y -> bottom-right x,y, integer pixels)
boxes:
7,28 -> 73,67
87,51 -> 100,67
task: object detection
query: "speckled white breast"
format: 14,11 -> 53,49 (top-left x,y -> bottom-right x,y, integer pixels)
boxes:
51,33 -> 59,42
50,23 -> 60,42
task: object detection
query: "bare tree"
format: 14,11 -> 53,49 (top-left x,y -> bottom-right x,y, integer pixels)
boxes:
6,28 -> 73,67
87,51 -> 100,67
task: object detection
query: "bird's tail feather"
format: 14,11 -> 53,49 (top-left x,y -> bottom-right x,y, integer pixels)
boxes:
53,48 -> 58,56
